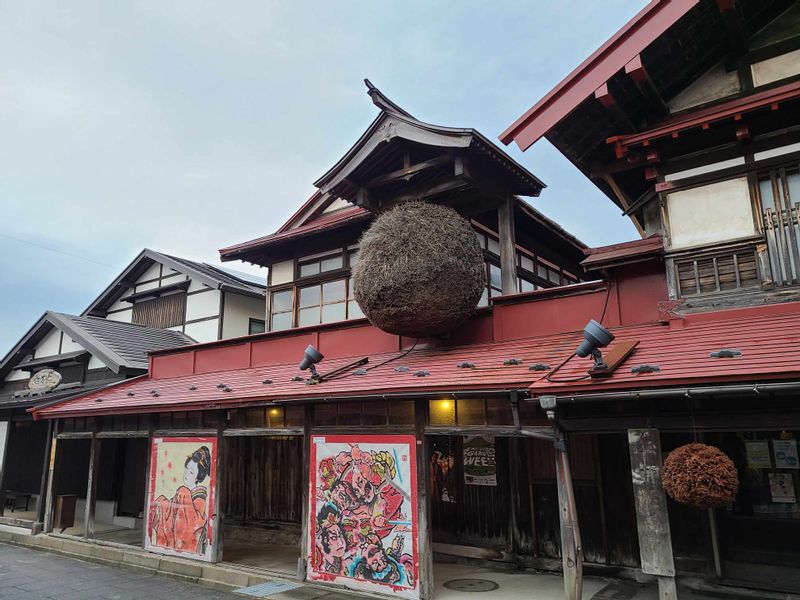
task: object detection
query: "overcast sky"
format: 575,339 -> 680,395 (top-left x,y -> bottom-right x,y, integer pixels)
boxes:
0,0 -> 642,348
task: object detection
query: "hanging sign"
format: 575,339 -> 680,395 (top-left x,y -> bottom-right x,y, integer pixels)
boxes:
745,440 -> 772,469
307,435 -> 419,599
773,439 -> 799,469
769,473 -> 797,503
145,437 -> 217,562
463,436 -> 497,486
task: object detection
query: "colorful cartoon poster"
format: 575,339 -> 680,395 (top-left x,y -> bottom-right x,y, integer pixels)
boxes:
745,440 -> 772,469
308,435 -> 419,599
429,438 -> 456,503
769,473 -> 797,503
145,437 -> 217,562
463,436 -> 497,486
773,439 -> 799,469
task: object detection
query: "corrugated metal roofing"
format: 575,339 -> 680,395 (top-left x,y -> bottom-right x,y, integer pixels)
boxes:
32,304 -> 800,419
581,235 -> 663,270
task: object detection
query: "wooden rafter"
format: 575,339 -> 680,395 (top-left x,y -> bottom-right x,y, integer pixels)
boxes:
363,155 -> 453,189
624,55 -> 667,118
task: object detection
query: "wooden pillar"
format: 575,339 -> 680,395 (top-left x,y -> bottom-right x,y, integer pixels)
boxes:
84,434 -> 100,539
498,196 -> 517,295
214,427 -> 224,563
554,432 -> 583,600
627,429 -> 678,600
0,418 -> 11,517
415,399 -> 434,600
141,431 -> 153,549
43,425 -> 61,533
298,404 -> 313,581
34,419 -> 54,530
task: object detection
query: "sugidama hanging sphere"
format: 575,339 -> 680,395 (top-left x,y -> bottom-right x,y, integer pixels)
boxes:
661,443 -> 739,509
351,201 -> 486,337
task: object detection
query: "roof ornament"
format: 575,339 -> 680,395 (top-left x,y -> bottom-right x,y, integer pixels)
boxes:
364,79 -> 415,119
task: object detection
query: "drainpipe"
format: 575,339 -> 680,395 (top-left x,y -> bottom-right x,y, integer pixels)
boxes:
540,395 -> 583,600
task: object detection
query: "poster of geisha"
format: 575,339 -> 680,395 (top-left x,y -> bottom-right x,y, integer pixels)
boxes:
308,435 -> 419,599
145,437 -> 217,562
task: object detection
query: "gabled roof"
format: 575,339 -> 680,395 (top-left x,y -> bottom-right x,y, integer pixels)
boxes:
30,302 -> 800,419
0,312 -> 195,381
316,79 -> 545,200
85,248 -> 265,317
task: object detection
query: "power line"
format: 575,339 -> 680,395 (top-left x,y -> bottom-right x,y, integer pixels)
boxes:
0,232 -> 119,270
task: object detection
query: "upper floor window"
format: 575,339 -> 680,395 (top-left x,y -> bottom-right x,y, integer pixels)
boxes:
298,253 -> 344,278
248,318 -> 266,335
270,278 -> 364,330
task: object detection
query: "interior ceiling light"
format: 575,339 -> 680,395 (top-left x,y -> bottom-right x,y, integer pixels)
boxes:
709,349 -> 742,358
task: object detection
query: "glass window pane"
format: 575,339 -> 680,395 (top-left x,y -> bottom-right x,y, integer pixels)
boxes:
249,319 -> 266,335
337,401 -> 361,426
299,285 -> 321,308
271,290 -> 293,313
348,300 -> 365,319
321,255 -> 344,272
362,400 -> 388,425
537,263 -> 548,279
285,405 -> 305,426
457,399 -> 485,425
299,261 -> 320,277
487,399 -> 514,425
266,407 -> 284,428
478,288 -> 489,307
520,255 -> 534,272
314,403 -> 337,426
298,307 -> 320,327
429,399 -> 456,425
388,401 -> 414,425
321,302 -> 346,323
271,311 -> 292,331
322,279 -> 346,303
548,269 -> 561,284
489,264 -> 502,289
788,172 -> 800,207
475,231 -> 486,249
349,251 -> 359,268
519,279 -> 535,293
487,237 -> 500,255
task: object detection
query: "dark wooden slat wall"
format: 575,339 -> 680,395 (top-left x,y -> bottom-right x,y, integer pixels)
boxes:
222,436 -> 303,524
132,293 -> 186,329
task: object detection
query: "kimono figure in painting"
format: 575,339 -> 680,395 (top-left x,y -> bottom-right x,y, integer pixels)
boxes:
149,446 -> 211,555
350,533 -> 414,587
314,505 -> 353,576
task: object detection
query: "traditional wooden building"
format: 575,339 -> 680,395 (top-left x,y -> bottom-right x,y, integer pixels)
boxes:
0,248 -> 265,532
501,0 -> 800,595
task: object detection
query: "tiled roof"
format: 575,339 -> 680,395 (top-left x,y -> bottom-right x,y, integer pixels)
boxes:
31,303 -> 800,419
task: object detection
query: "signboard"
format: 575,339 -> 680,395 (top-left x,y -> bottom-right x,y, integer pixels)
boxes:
28,368 -> 61,391
463,436 -> 497,486
773,439 -> 799,469
745,440 -> 772,469
769,473 -> 797,503
307,435 -> 419,599
145,437 -> 217,562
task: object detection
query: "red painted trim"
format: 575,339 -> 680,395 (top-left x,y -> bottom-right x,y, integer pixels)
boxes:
612,80 -> 800,151
499,0 -> 698,150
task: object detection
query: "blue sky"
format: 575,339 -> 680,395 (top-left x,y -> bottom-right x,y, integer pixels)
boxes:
0,1 -> 643,349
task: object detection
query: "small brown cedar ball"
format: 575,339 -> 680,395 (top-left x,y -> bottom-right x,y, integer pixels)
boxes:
661,443 -> 739,509
352,202 -> 487,338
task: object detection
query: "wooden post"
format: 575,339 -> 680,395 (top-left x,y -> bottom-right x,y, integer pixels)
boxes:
554,431 -> 583,600
84,434 -> 100,539
415,399 -> 434,600
141,432 -> 153,549
34,419 -> 54,530
214,427 -> 224,563
627,429 -> 678,600
298,404 -> 313,581
43,425 -> 61,533
498,196 -> 517,295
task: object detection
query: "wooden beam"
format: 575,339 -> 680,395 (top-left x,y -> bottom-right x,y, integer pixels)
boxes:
717,0 -> 747,58
594,83 -> 636,132
374,175 -> 471,206
498,197 -> 517,295
298,404 -> 313,581
627,429 -> 677,600
555,432 -> 583,600
624,55 -> 668,118
34,419 -> 54,530
214,428 -> 224,562
363,155 -> 453,189
599,174 -> 646,236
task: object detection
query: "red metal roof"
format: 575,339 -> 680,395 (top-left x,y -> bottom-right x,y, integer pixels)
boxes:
499,0 -> 698,151
32,303 -> 800,419
219,206 -> 371,260
530,304 -> 800,396
581,235 -> 663,270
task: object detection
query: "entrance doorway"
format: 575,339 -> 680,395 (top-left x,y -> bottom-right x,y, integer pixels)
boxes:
220,435 -> 303,574
0,419 -> 49,526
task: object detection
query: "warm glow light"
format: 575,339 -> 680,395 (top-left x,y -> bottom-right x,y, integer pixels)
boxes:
440,400 -> 452,410
269,408 -> 281,416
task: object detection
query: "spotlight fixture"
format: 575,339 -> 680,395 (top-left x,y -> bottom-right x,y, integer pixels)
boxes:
299,345 -> 324,381
575,319 -> 615,370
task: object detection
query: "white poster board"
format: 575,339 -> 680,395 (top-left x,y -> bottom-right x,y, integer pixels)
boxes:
773,439 -> 799,469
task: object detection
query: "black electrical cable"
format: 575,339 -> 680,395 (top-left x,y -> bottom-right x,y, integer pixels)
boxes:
321,338 -> 420,382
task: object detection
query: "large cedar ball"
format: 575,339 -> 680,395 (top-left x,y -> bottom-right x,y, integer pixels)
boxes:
352,202 -> 486,337
661,443 -> 739,509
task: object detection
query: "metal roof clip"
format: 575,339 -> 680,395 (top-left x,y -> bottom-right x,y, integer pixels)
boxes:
414,370 -> 430,377
354,368 -> 368,376
631,364 -> 660,374
457,362 -> 475,369
394,366 -> 409,372
709,349 -> 741,358
262,379 -> 273,385
529,363 -> 551,371
503,358 -> 523,365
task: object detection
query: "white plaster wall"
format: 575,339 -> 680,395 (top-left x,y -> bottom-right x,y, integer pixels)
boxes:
139,262 -> 162,283
87,355 -> 105,370
187,278 -> 212,293
184,318 -> 219,343
668,62 -> 740,113
105,308 -> 133,323
322,198 -> 352,213
221,292 -> 267,339
185,289 -> 220,322
270,260 -> 294,285
135,279 -> 161,293
754,142 -> 800,162
4,367 -> 29,382
108,290 -> 133,312
751,49 -> 800,87
667,177 -> 755,249
664,157 -> 745,182
35,329 -> 61,358
60,335 -> 83,353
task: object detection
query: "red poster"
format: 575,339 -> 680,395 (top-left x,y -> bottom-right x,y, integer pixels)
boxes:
307,435 -> 419,599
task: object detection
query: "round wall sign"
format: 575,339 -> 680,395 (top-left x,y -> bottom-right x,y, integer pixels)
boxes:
28,368 -> 62,391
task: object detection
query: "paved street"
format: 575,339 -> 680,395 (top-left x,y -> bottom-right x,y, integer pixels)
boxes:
0,543 -> 238,600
